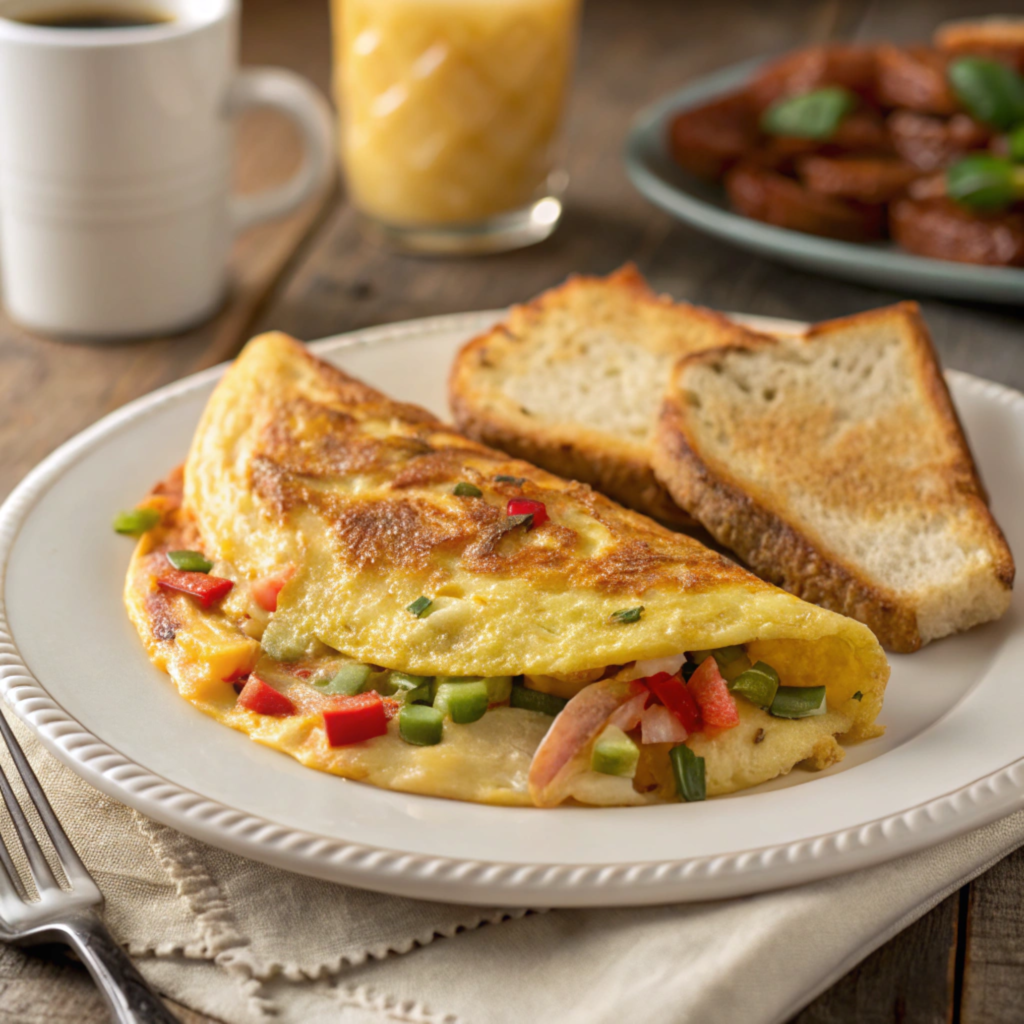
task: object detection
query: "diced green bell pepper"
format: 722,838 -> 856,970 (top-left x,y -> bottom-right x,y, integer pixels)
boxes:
113,508 -> 160,536
166,549 -> 213,573
728,661 -> 780,710
591,725 -> 639,778
398,704 -> 444,746
434,680 -> 489,724
316,663 -> 373,696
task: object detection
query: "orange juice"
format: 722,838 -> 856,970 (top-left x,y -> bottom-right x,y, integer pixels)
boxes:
333,0 -> 580,229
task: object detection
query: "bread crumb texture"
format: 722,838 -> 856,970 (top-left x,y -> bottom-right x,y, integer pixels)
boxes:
660,303 -> 1013,649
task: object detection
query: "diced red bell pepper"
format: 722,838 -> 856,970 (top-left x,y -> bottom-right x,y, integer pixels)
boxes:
237,676 -> 296,716
643,671 -> 702,734
157,570 -> 234,609
506,498 -> 549,528
324,692 -> 388,747
251,564 -> 296,613
222,666 -> 251,684
688,657 -> 740,729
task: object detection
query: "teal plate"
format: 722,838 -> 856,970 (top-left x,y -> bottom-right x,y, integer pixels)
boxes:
624,58 -> 1024,305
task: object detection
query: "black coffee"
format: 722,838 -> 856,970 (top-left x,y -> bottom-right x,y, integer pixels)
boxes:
14,6 -> 171,28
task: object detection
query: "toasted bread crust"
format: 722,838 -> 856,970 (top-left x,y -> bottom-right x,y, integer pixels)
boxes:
450,386 -> 690,526
655,395 -> 925,650
449,266 -> 759,528
653,302 -> 1014,652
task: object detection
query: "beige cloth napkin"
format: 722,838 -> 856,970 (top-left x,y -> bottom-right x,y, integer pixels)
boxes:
10,707 -> 1024,1024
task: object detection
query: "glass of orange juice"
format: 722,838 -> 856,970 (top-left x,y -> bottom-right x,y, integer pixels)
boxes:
331,0 -> 581,254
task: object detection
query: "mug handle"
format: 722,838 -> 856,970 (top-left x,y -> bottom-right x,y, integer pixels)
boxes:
226,68 -> 335,236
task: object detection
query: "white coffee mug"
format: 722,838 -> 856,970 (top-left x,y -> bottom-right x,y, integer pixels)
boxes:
0,0 -> 335,339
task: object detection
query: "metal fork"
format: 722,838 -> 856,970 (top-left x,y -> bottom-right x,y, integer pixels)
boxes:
0,709 -> 177,1023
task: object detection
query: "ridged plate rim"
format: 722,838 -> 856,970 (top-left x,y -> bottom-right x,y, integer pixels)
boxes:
1,309 -> 1022,907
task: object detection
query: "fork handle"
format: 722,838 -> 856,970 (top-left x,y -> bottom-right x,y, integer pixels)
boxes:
49,912 -> 180,1023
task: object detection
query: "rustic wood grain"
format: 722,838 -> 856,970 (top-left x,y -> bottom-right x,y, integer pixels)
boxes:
791,891 -> 962,1024
961,844 -> 1024,1023
3,0 -> 1024,1020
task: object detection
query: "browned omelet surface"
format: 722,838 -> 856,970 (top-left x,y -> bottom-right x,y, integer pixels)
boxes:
123,332 -> 889,806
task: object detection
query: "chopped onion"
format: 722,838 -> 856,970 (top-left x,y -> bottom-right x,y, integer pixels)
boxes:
607,692 -> 649,732
628,653 -> 688,681
641,703 -> 689,745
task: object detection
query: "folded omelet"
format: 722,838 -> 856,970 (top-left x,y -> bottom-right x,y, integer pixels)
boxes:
124,333 -> 888,807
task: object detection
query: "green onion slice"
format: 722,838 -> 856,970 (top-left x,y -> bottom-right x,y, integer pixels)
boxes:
610,607 -> 644,624
591,725 -> 639,778
769,685 -> 827,719
670,744 -> 706,802
509,685 -> 567,716
728,661 -> 780,710
453,482 -> 483,498
399,704 -> 444,746
113,508 -> 161,536
494,474 -> 526,485
315,663 -> 373,696
388,671 -> 432,693
166,549 -> 213,573
481,675 -> 513,704
760,86 -> 856,140
434,680 -> 489,724
407,682 -> 434,705
407,596 -> 433,618
948,56 -> 1024,130
440,674 -> 512,703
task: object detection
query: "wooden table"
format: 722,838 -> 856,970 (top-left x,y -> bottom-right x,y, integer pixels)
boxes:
2,0 -> 1024,1019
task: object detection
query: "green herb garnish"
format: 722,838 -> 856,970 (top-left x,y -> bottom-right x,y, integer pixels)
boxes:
494,474 -> 526,485
760,86 -> 856,140
407,596 -> 433,618
948,56 -> 1024,130
1010,124 -> 1024,163
166,550 -> 213,573
946,153 -> 1024,210
453,482 -> 483,498
852,690 -> 863,701
610,606 -> 644,624
113,508 -> 160,536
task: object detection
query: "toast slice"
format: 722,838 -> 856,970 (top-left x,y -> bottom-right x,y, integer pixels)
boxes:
448,266 -> 767,526
652,302 -> 1014,652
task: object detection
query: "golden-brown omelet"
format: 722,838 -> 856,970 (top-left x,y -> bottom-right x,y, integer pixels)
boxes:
123,333 -> 889,807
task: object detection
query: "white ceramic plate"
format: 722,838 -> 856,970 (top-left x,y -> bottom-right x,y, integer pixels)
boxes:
1,311 -> 1023,908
